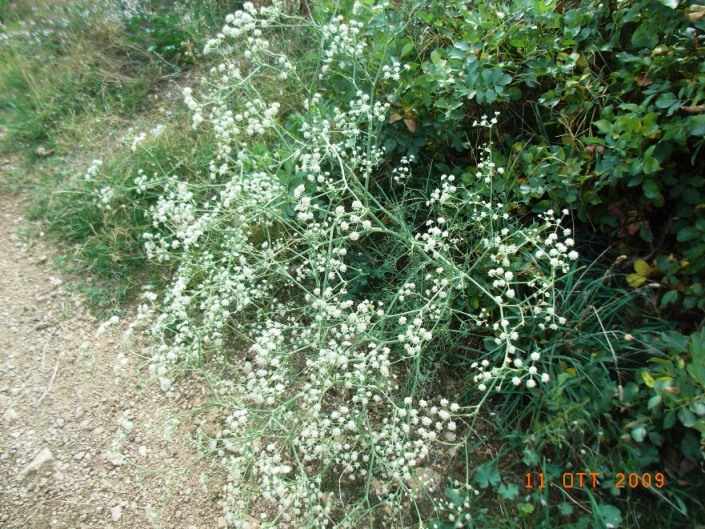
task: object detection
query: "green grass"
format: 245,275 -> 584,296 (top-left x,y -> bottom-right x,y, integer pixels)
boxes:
0,0 -> 233,311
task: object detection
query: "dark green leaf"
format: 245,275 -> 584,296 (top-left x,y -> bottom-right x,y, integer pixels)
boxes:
655,93 -> 679,110
681,430 -> 702,461
597,504 -> 623,528
473,461 -> 501,489
631,22 -> 658,49
687,115 -> 705,136
497,483 -> 519,500
661,290 -> 678,307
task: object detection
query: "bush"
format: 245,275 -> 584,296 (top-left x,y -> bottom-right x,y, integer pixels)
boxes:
383,0 -> 705,312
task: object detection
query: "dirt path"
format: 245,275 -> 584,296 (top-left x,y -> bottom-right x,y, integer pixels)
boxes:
0,192 -> 226,529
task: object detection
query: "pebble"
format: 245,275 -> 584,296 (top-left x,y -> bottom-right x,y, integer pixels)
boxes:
107,452 -> 125,467
19,448 -> 54,479
2,407 -> 18,422
111,505 -> 123,522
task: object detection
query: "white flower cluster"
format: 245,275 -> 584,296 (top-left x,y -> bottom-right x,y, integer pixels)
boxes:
382,59 -> 402,81
204,2 -> 282,54
391,155 -> 414,183
426,174 -> 458,207
320,16 -> 365,76
133,168 -> 152,193
84,159 -> 103,181
98,185 -> 115,210
429,481 -> 480,529
130,132 -> 146,152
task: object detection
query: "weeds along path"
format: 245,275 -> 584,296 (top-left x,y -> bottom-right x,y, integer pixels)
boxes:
0,191 -> 226,528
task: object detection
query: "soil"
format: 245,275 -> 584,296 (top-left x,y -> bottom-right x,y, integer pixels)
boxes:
0,187 -> 228,528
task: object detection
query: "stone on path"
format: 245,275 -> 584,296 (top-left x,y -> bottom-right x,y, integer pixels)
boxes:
111,505 -> 123,522
19,447 -> 54,479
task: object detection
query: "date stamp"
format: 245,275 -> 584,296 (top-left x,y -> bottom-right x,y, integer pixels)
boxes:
525,471 -> 666,489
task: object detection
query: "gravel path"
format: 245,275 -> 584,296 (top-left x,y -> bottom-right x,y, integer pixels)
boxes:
0,192 -> 226,529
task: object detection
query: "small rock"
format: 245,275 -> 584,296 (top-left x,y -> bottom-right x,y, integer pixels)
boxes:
107,452 -> 125,467
2,407 -> 18,423
74,451 -> 86,461
217,517 -> 228,528
19,448 -> 54,479
33,321 -> 53,331
111,505 -> 123,522
138,446 -> 147,457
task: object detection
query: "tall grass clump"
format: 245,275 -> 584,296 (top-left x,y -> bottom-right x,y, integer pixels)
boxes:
0,1 -> 148,150
117,2 -> 589,526
0,0 -> 247,308
0,0 -> 242,154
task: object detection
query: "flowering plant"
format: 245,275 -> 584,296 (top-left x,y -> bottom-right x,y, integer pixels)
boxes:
125,2 -> 580,526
